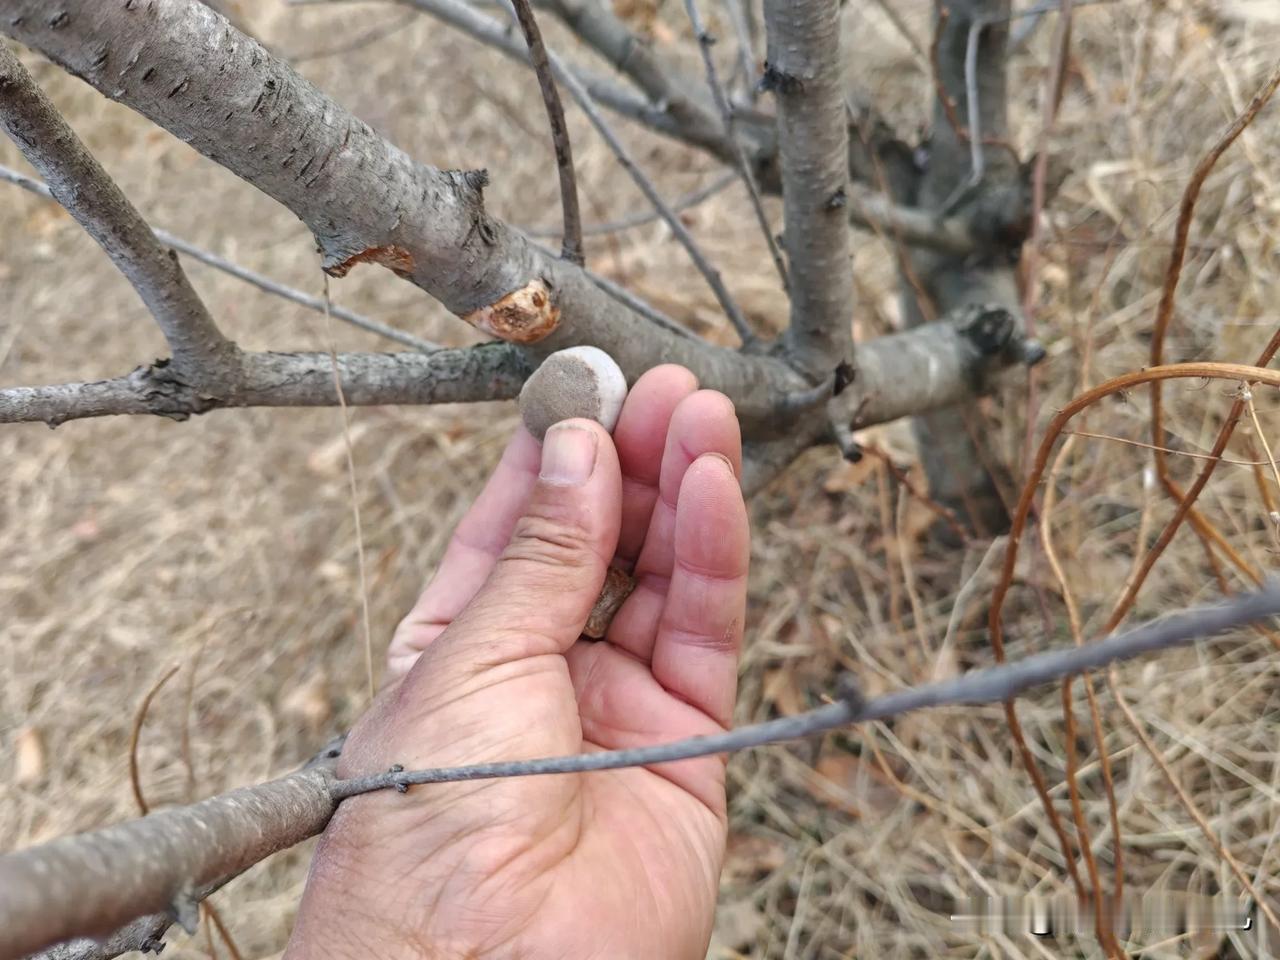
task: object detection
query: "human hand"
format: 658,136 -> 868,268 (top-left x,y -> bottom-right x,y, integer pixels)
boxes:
287,365 -> 748,960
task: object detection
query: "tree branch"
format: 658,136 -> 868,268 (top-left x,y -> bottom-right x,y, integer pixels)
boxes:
761,0 -> 854,376
537,0 -> 731,157
0,163 -> 439,353
0,45 -> 240,390
0,764 -> 338,960
1,0 -> 803,414
901,0 -> 1030,534
684,0 -> 788,290
9,585 -> 1278,960
419,0 -> 759,344
509,0 -> 583,265
0,345 -> 533,426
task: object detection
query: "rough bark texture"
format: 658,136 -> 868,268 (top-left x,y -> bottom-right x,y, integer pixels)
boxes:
0,345 -> 533,425
0,0 -> 1032,447
902,0 -> 1028,534
0,44 -> 239,390
0,0 -> 805,417
0,768 -> 337,959
762,0 -> 854,377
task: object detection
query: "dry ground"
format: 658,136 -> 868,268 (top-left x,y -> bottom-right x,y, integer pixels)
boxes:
3,1 -> 1280,957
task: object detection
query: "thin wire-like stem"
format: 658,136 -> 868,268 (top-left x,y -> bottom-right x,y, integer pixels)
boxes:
509,0 -> 584,265
331,584 -> 1280,798
413,0 -> 757,344
524,171 -> 736,238
0,164 -> 437,353
1148,63 -> 1280,490
683,0 -> 788,290
129,665 -> 182,817
321,275 -> 375,704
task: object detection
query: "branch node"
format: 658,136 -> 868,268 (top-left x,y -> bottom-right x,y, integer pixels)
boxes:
833,360 -> 855,396
1019,338 -> 1047,367
170,889 -> 199,936
757,62 -> 803,95
836,674 -> 865,715
387,763 -> 410,793
954,303 -> 1016,357
824,187 -> 847,211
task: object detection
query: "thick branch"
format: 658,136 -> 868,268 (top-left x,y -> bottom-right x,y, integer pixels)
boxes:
0,345 -> 533,426
1,0 -> 803,417
0,45 -> 238,388
9,586 -> 1278,959
903,0 -> 1028,533
0,766 -> 337,960
762,0 -> 854,375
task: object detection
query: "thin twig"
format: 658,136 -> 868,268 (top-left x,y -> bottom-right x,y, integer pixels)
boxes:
332,584 -> 1280,797
721,0 -> 758,95
684,0 -> 788,290
1148,62 -> 1280,483
287,10 -> 417,63
1063,428 -> 1270,466
128,665 -> 181,817
869,0 -> 927,63
523,170 -> 736,238
1243,384 -> 1280,496
0,164 -> 437,353
409,0 -> 756,343
510,0 -> 584,265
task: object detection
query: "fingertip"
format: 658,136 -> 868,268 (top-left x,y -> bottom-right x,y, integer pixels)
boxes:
676,453 -> 749,576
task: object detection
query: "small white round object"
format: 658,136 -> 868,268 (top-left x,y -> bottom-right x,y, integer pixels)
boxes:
519,346 -> 628,440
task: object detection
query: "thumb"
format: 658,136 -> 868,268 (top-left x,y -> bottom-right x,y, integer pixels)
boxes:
443,418 -> 622,666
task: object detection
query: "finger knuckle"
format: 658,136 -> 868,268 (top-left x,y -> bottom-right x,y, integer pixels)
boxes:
504,510 -> 596,572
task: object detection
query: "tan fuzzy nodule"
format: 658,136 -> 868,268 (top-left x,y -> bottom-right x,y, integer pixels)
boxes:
519,346 -> 628,441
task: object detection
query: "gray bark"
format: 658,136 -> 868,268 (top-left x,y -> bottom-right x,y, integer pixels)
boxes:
0,345 -> 533,426
762,0 -> 854,376
901,0 -> 1029,535
0,0 -> 808,419
0,45 -> 239,390
0,767 -> 337,960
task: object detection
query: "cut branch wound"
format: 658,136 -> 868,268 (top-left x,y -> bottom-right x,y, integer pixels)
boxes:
465,278 -> 562,343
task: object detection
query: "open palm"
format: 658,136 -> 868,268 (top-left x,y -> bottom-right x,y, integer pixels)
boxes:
288,366 -> 748,960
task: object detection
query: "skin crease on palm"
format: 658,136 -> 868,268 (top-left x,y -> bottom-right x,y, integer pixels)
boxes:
285,365 -> 751,960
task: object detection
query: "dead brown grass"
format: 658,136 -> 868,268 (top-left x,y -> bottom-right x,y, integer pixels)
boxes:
2,1 -> 1279,957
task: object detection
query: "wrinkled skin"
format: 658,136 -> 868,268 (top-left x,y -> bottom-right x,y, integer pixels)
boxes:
287,366 -> 749,960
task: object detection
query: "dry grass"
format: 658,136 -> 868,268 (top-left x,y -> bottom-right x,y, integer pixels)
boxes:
2,1 -> 1280,957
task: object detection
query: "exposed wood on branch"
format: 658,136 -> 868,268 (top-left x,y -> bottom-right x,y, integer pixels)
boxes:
417,0 -> 758,344
762,0 -> 854,375
1,0 -> 803,412
0,46 -> 239,390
